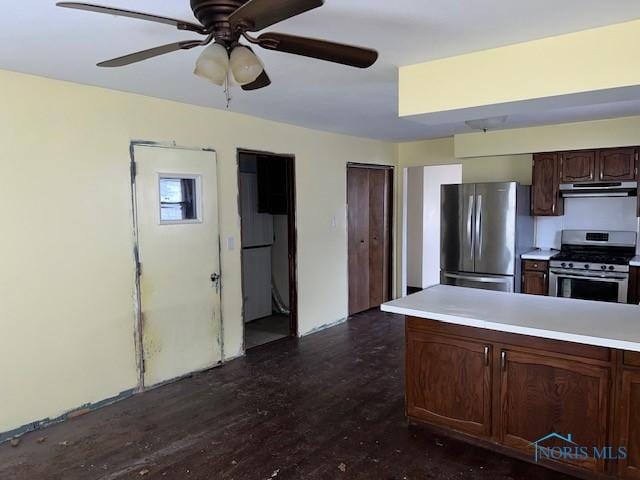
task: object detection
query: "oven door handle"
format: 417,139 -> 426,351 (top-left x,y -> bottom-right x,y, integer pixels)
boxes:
550,271 -> 628,282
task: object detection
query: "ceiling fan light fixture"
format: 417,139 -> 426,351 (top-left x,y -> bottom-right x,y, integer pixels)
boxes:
230,46 -> 264,86
194,43 -> 229,86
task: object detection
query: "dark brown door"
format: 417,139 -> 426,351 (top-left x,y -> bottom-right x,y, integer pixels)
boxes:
499,349 -> 610,473
598,147 -> 637,181
368,169 -> 391,307
532,153 -> 563,216
348,168 -> 371,315
617,369 -> 640,479
560,150 -> 597,183
347,166 -> 392,315
406,330 -> 492,437
522,270 -> 548,296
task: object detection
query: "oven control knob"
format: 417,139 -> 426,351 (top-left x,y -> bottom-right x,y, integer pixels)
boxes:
561,262 -> 567,268
584,264 -> 590,269
601,265 -> 607,271
568,263 -> 574,269
609,265 -> 615,271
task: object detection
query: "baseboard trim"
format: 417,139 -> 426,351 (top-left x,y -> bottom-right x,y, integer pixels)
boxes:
301,317 -> 347,337
0,388 -> 136,445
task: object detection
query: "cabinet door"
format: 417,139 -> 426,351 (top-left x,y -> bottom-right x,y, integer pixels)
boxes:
406,330 -> 492,437
532,153 -> 562,216
522,270 -> 548,296
598,148 -> 637,181
617,369 -> 640,479
499,349 -> 610,473
560,150 -> 597,183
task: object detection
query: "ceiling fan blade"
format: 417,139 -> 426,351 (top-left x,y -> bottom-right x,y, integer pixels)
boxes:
242,70 -> 272,91
257,33 -> 378,68
56,2 -> 207,34
229,0 -> 324,32
97,40 -> 203,68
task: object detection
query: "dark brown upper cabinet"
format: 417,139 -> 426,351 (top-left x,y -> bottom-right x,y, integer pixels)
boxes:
532,146 -> 640,218
532,153 -> 563,216
560,150 -> 597,183
598,147 -> 638,181
257,155 -> 289,215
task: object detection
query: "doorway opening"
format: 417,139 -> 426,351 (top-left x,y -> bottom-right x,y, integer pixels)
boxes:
347,163 -> 394,316
238,149 -> 298,350
401,164 -> 462,297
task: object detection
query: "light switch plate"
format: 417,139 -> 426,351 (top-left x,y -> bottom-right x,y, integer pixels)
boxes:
227,237 -> 235,251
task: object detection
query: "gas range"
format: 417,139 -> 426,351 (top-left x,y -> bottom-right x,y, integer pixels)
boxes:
549,230 -> 637,303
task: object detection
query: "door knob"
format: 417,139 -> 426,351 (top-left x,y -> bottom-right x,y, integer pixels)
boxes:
210,273 -> 221,293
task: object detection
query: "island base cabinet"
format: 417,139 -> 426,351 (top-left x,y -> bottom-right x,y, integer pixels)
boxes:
405,317 -> 620,478
617,370 -> 640,479
406,329 -> 492,438
499,349 -> 610,474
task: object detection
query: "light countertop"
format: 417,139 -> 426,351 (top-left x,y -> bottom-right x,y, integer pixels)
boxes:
381,285 -> 640,352
521,249 -> 558,261
631,256 -> 640,267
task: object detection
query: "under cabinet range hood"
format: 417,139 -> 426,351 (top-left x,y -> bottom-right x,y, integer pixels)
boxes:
559,181 -> 638,198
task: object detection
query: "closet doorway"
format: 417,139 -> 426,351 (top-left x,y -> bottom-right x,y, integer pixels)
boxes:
347,164 -> 394,315
238,150 -> 298,350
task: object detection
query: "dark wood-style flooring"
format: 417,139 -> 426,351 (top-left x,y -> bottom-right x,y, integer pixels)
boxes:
0,310 -> 574,480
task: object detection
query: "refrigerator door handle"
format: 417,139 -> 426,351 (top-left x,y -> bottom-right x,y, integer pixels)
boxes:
467,195 -> 475,261
475,194 -> 483,258
443,272 -> 512,284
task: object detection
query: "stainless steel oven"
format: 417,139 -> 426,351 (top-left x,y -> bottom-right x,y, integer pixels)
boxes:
548,230 -> 636,304
549,268 -> 629,303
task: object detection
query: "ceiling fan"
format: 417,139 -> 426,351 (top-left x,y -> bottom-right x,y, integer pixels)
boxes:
56,0 -> 379,93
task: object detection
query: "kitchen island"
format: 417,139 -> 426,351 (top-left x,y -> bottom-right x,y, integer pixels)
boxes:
382,286 -> 640,479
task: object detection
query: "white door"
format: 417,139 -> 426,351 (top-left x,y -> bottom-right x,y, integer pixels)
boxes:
133,145 -> 222,388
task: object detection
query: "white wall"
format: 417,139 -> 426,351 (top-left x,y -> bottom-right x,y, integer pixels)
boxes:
272,215 -> 290,308
422,165 -> 463,287
406,167 -> 424,287
535,197 -> 640,251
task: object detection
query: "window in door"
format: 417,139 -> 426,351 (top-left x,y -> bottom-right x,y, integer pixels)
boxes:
159,175 -> 200,224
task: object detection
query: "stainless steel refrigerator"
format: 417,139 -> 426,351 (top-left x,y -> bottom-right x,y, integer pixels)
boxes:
440,182 -> 533,293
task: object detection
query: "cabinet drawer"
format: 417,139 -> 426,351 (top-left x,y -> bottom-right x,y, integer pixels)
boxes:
523,260 -> 549,272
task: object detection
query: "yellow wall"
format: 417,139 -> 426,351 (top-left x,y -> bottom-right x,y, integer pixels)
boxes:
399,19 -> 640,116
455,116 -> 640,158
0,69 -> 395,434
398,138 -> 532,184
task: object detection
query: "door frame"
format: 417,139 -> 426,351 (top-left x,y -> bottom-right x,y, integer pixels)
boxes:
129,140 -> 223,391
237,148 -> 299,344
346,163 -> 394,314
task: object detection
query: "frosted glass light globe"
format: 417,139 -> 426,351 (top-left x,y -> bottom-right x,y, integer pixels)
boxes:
230,46 -> 263,85
194,43 -> 229,86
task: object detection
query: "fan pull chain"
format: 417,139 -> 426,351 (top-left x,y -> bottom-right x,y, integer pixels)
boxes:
224,73 -> 232,109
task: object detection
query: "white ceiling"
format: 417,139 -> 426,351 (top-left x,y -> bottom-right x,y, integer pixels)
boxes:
3,1 -> 640,141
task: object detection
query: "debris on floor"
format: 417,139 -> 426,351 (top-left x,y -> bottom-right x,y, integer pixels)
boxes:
10,438 -> 20,448
338,463 -> 347,472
